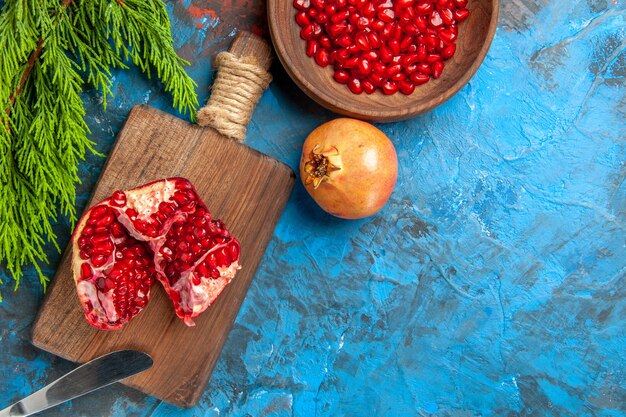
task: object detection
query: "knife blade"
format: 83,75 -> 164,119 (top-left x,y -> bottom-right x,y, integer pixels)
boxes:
0,350 -> 153,417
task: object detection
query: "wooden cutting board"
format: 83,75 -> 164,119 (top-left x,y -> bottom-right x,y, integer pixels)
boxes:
31,34 -> 295,408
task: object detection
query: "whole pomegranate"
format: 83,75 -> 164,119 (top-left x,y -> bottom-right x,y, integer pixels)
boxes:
72,178 -> 240,330
299,118 -> 398,219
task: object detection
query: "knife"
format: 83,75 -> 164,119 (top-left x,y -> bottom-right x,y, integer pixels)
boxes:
0,350 -> 153,417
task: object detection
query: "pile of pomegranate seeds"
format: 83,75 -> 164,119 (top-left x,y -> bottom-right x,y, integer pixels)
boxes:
294,0 -> 470,95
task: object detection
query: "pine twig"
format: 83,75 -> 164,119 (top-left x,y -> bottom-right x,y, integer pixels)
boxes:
7,38 -> 43,111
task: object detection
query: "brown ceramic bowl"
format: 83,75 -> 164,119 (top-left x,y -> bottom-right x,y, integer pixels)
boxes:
268,0 -> 499,122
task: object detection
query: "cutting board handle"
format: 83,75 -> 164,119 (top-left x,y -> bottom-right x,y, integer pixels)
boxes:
197,31 -> 273,142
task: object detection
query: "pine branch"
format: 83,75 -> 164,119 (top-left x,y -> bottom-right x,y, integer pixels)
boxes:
0,0 -> 199,296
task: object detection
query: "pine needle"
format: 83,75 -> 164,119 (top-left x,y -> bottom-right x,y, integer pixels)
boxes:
0,0 -> 199,296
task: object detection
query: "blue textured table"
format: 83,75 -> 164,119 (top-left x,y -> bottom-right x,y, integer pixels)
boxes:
1,0 -> 625,416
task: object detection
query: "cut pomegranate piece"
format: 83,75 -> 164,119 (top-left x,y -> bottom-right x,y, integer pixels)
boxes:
71,178 -> 241,330
72,204 -> 156,330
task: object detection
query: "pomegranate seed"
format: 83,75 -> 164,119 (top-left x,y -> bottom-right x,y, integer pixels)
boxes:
346,44 -> 360,54
417,63 -> 432,74
391,72 -> 406,82
91,206 -> 107,218
182,201 -> 196,213
372,61 -> 386,74
378,8 -> 394,22
192,273 -> 202,286
400,35 -> 414,50
379,45 -> 393,62
311,0 -> 325,10
432,61 -> 444,78
215,249 -> 231,266
78,236 -> 89,249
111,223 -> 125,238
438,29 -> 456,44
417,44 -> 428,62
430,11 -> 443,27
159,202 -> 174,216
357,59 -> 371,76
370,19 -> 385,31
415,15 -> 428,31
357,16 -> 372,29
392,23 -> 403,40
355,31 -> 370,50
319,35 -> 332,49
80,263 -> 93,281
229,244 -> 240,260
454,0 -> 468,7
441,43 -> 456,59
400,5 -> 415,19
110,191 -> 127,207
295,11 -> 310,26
367,32 -> 381,49
362,80 -> 376,94
315,13 -> 328,24
386,63 -> 402,76
344,56 -> 359,69
424,34 -> 439,49
405,63 -> 419,74
398,79 -> 416,95
381,80 -> 398,95
331,10 -> 350,22
334,70 -> 350,84
360,2 -> 376,17
427,54 -> 442,63
306,40 -> 319,58
315,48 -> 330,66
361,50 -> 379,61
439,7 -> 454,25
93,241 -> 114,255
293,0 -> 310,11
454,8 -> 469,21
328,22 -> 348,38
92,254 -> 108,268
389,39 -> 400,55
369,73 -> 384,86
347,77 -> 363,94
401,54 -> 420,67
415,2 -> 433,15
411,73 -> 430,84
300,24 -> 316,40
200,261 -> 211,276
404,23 -> 419,35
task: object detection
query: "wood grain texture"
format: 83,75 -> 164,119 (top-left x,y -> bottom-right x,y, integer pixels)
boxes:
30,33 -> 295,408
268,0 -> 499,122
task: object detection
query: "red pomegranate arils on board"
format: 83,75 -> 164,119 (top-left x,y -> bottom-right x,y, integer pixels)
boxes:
71,178 -> 241,330
294,0 -> 470,94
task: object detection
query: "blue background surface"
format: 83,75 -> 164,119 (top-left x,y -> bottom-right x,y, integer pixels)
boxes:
1,0 -> 625,416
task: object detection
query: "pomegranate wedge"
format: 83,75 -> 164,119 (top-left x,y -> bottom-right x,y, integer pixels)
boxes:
71,178 -> 241,330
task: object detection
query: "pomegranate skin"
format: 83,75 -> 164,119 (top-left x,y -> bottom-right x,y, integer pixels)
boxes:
299,118 -> 398,219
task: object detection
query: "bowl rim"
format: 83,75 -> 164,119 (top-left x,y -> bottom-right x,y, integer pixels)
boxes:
268,0 -> 500,122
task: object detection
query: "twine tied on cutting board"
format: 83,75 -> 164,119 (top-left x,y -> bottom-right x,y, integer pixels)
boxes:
197,51 -> 272,142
